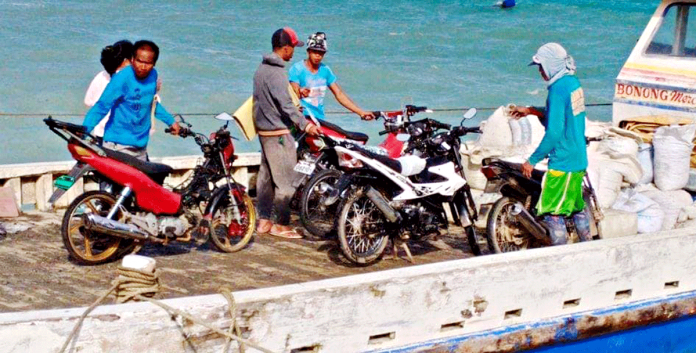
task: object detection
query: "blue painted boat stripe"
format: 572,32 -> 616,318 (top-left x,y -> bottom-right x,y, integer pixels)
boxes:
367,289 -> 696,353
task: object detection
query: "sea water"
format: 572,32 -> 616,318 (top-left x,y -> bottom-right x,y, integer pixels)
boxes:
0,0 -> 657,164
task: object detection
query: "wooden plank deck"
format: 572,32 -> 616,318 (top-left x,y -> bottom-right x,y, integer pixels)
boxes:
0,210 -> 476,313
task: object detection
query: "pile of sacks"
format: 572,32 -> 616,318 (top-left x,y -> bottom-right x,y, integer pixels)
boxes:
460,105 -> 696,236
600,123 -> 696,235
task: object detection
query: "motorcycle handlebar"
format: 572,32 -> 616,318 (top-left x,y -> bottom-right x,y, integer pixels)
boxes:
165,127 -> 193,138
405,105 -> 428,114
430,120 -> 451,130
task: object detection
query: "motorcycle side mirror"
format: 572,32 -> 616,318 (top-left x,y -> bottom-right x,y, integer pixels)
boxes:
215,112 -> 234,121
460,108 -> 477,125
396,133 -> 411,142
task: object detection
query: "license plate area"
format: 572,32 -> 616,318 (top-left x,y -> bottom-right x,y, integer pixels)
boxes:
294,160 -> 316,175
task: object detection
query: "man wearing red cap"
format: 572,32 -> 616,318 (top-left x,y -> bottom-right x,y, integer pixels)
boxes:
253,27 -> 320,239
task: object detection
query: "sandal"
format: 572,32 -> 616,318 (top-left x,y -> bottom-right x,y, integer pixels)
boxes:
256,219 -> 272,234
269,228 -> 303,239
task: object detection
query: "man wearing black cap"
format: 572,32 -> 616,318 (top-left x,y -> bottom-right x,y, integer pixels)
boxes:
289,32 -> 375,121
253,27 -> 320,239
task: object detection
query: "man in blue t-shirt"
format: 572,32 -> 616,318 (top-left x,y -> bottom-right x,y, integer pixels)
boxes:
83,40 -> 181,160
289,32 -> 375,121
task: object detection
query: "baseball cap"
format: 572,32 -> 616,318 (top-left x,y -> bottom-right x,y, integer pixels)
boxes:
307,32 -> 328,52
272,27 -> 304,48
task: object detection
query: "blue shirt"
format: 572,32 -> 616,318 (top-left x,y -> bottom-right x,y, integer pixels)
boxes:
288,61 -> 337,120
83,66 -> 175,148
528,75 -> 588,172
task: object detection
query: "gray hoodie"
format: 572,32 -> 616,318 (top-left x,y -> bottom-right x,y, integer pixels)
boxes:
253,52 -> 308,132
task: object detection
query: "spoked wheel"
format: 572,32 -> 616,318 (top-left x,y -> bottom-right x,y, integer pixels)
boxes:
486,197 -> 533,253
61,191 -> 127,265
300,169 -> 342,239
336,188 -> 391,266
209,189 -> 256,253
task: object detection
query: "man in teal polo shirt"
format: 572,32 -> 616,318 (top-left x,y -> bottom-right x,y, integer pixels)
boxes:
289,32 -> 374,121
83,40 -> 181,161
510,42 -> 591,245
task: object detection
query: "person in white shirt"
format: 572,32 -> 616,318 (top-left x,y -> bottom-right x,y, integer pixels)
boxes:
84,40 -> 133,138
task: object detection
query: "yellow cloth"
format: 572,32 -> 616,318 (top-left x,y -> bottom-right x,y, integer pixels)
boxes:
232,84 -> 302,142
619,115 -> 696,168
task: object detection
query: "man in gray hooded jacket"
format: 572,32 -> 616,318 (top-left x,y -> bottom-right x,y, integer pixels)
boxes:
253,27 -> 320,239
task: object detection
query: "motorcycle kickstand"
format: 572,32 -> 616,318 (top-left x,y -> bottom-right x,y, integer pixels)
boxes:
389,240 -> 415,264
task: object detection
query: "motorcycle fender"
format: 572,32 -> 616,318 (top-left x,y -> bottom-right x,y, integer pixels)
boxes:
203,183 -> 245,217
48,162 -> 94,204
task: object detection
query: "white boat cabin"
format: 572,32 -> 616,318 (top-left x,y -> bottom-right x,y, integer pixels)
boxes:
614,0 -> 696,125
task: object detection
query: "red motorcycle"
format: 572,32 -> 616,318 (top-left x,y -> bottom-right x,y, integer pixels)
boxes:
45,114 -> 255,265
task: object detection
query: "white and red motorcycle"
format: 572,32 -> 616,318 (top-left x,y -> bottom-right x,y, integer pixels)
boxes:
327,108 -> 481,265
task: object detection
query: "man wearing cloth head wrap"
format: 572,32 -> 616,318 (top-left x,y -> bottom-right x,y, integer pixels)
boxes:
510,43 -> 591,246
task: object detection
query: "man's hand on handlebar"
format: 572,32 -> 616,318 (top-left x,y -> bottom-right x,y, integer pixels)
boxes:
359,111 -> 376,121
306,124 -> 321,136
521,161 -> 534,179
168,122 -> 182,136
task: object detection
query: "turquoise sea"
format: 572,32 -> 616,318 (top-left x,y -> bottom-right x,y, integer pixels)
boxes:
0,0 -> 657,164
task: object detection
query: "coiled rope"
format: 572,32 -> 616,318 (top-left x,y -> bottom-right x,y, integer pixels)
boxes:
59,267 -> 275,353
0,102 -> 613,118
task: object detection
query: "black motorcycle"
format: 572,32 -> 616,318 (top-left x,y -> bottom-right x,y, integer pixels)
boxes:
479,142 -> 603,253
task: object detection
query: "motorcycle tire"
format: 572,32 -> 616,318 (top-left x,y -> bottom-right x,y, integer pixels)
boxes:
300,169 -> 343,239
465,226 -> 482,256
209,191 -> 256,253
335,187 -> 390,266
61,191 -> 128,265
485,196 -> 533,253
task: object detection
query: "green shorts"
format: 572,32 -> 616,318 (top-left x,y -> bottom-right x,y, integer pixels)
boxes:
536,169 -> 586,216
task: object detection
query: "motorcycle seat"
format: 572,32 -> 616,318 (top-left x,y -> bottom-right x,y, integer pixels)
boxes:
316,118 -> 369,142
347,144 -> 427,176
482,158 -> 546,181
103,148 -> 173,184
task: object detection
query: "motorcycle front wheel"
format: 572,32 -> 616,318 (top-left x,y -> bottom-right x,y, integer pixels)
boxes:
61,191 -> 129,265
336,187 -> 390,266
300,169 -> 342,239
209,190 -> 256,253
485,196 -> 533,253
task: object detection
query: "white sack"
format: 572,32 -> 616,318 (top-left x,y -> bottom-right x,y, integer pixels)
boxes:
684,169 -> 696,192
637,143 -> 654,185
587,152 -> 643,209
653,124 -> 696,191
478,106 -> 514,148
597,137 -> 639,159
598,209 -> 638,238
641,189 -> 693,230
611,189 -> 663,234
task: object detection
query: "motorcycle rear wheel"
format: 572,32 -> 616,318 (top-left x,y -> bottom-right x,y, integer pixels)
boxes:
336,187 -> 390,266
61,191 -> 127,265
300,169 -> 342,239
486,196 -> 533,253
209,191 -> 256,253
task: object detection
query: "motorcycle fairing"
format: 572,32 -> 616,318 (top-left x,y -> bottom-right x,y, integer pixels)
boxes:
68,143 -> 181,215
378,133 -> 406,158
335,146 -> 466,201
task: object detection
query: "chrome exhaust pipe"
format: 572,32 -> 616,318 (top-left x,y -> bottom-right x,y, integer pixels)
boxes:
83,214 -> 150,241
365,186 -> 401,223
509,202 -> 549,242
